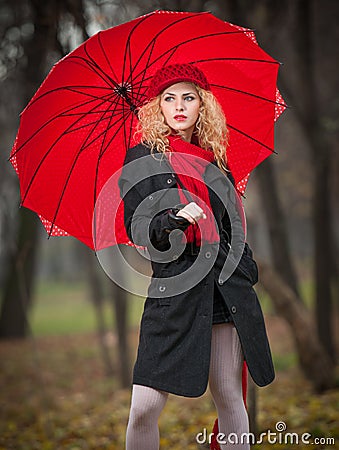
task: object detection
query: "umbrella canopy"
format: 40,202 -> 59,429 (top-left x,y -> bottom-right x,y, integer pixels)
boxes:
10,10 -> 286,249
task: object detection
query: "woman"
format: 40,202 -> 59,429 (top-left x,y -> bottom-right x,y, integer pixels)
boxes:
119,64 -> 274,450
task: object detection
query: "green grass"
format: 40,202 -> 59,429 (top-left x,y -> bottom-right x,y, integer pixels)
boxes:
30,280 -> 145,336
30,276 -> 317,338
272,351 -> 298,372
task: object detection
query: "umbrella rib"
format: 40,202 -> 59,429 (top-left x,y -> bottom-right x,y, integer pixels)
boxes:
227,124 -> 277,154
60,93 -> 126,133
82,39 -> 119,88
82,96 -> 121,214
91,101 -> 133,223
88,111 -> 132,244
97,31 -> 119,81
193,56 -> 279,65
122,12 -> 207,84
133,45 -> 180,103
62,85 -> 114,99
125,13 -> 250,85
63,101 -> 122,137
122,88 -> 129,151
126,31 -> 276,100
11,91 -> 115,157
118,13 -> 175,113
128,39 -> 157,105
211,83 -> 287,107
48,96 -> 121,237
121,15 -> 196,95
65,52 -> 120,92
62,108 -> 125,132
97,91 -> 123,160
120,44 -> 182,109
47,150 -> 83,237
127,108 -> 134,150
18,92 -> 119,204
61,105 -> 130,117
103,117 -> 130,159
89,100 -> 128,150
124,34 -> 134,88
19,84 -> 115,112
98,109 -> 133,159
121,12 -> 158,86
81,107 -> 127,151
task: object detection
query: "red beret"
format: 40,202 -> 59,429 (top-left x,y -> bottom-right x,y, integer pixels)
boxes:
148,63 -> 210,98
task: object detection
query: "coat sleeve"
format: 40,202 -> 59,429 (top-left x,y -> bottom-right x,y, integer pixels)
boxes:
220,171 -> 245,247
118,146 -> 190,251
216,169 -> 258,284
120,182 -> 189,250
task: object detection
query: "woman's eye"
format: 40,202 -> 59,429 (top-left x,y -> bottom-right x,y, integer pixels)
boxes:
184,96 -> 195,101
164,96 -> 174,102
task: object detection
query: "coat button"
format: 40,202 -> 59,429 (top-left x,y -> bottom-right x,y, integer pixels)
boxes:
148,195 -> 153,200
159,285 -> 166,292
218,279 -> 224,285
166,178 -> 173,184
231,306 -> 237,314
205,251 -> 211,259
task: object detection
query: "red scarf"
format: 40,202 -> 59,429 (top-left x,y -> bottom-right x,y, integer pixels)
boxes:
168,135 -> 220,246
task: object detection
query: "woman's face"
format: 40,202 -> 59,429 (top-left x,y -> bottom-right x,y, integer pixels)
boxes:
160,82 -> 200,142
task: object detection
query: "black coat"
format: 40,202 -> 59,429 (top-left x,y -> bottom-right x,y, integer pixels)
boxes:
119,144 -> 274,397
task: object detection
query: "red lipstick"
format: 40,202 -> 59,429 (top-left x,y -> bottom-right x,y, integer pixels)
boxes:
174,114 -> 187,121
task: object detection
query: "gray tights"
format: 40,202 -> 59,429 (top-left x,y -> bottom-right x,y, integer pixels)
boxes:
126,323 -> 249,449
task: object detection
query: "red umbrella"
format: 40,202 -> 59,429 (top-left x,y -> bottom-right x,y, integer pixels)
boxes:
10,10 -> 286,250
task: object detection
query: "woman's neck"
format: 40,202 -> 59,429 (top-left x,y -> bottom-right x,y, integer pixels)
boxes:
174,130 -> 193,142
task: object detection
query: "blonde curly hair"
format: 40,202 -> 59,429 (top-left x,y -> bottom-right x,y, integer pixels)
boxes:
136,85 -> 229,171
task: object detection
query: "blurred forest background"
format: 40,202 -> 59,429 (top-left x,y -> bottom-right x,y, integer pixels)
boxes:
0,0 -> 338,449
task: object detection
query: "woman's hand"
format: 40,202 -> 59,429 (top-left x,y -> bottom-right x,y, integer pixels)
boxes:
176,202 -> 206,225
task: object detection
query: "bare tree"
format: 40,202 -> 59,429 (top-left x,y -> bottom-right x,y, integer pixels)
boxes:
218,0 -> 337,389
110,279 -> 131,388
82,246 -> 115,376
258,260 -> 334,391
256,0 -> 338,362
290,0 -> 337,362
0,0 -> 65,338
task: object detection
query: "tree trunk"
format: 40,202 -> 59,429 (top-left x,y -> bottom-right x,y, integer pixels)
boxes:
312,134 -> 335,361
0,209 -> 39,338
256,159 -> 301,298
226,0 -> 300,298
226,0 -> 337,380
291,0 -> 336,362
258,260 -> 334,392
82,246 -> 115,377
0,0 -> 62,338
0,0 -> 91,338
110,279 -> 131,388
0,0 -> 53,336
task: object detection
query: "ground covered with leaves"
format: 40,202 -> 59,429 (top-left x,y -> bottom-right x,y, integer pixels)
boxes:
0,316 -> 338,450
